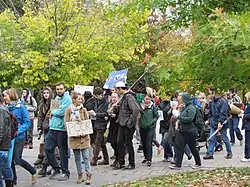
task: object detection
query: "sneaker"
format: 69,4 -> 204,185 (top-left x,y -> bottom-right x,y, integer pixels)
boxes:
191,165 -> 201,169
240,140 -> 243,146
123,164 -> 135,170
162,158 -> 168,162
58,174 -> 69,181
142,159 -> 147,164
31,171 -> 38,185
188,155 -> 192,160
167,157 -> 174,162
29,143 -> 33,149
49,170 -> 60,180
146,161 -> 152,167
170,160 -> 176,165
225,153 -> 233,159
98,160 -> 109,165
241,158 -> 250,162
169,165 -> 181,170
112,163 -> 125,170
215,145 -> 223,152
203,154 -> 214,160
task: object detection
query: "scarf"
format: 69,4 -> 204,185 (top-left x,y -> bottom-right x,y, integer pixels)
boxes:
70,104 -> 83,121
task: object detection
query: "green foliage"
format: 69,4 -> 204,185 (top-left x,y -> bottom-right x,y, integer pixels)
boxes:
0,0 -> 150,88
185,11 -> 250,91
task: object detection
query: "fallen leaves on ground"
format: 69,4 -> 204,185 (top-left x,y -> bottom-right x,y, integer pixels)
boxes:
106,167 -> 250,187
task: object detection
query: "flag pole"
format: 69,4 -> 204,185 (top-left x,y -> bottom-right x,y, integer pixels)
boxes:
107,71 -> 147,113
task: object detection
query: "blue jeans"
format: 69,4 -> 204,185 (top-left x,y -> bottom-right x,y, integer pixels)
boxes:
228,116 -> 243,144
45,130 -> 70,176
161,132 -> 173,159
73,148 -> 91,175
207,126 -> 232,156
0,151 -> 13,181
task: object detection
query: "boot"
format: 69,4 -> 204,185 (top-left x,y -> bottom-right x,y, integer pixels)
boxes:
34,154 -> 44,166
98,159 -> 109,165
5,180 -> 14,187
38,164 -> 47,177
77,173 -> 84,184
85,173 -> 92,185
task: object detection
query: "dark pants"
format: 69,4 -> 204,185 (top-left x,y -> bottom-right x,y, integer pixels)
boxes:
117,126 -> 135,166
92,129 -> 109,162
245,130 -> 250,159
140,128 -> 155,161
25,119 -> 34,145
45,130 -> 69,175
111,141 -> 118,160
175,130 -> 201,167
12,138 -> 36,181
229,116 -> 243,143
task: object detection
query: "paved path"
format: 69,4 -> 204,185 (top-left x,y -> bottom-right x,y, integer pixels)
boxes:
14,122 -> 248,187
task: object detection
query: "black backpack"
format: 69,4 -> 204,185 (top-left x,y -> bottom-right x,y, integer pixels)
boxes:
193,107 -> 205,135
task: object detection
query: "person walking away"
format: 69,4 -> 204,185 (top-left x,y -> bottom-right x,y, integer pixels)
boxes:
0,95 -> 14,187
3,88 -> 38,185
114,81 -> 141,170
140,93 -> 159,167
169,93 -> 201,170
36,87 -> 54,177
45,82 -> 72,181
228,88 -> 243,146
20,88 -> 37,149
203,90 -> 232,160
107,92 -> 120,166
90,87 -> 109,166
240,92 -> 250,162
65,92 -> 92,185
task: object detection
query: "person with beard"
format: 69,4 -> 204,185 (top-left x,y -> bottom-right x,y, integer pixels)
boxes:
35,87 -> 54,177
3,88 -> 38,185
20,88 -> 37,149
90,87 -> 109,166
45,82 -> 72,181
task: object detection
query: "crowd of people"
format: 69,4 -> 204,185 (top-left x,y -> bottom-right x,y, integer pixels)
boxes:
0,81 -> 249,186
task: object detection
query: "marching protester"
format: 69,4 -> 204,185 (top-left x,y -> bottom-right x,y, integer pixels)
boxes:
240,92 -> 250,162
20,88 -> 37,149
114,81 -> 141,170
35,86 -> 54,177
169,93 -> 201,170
3,88 -> 38,185
65,92 -> 92,185
139,93 -> 159,166
228,88 -> 243,146
0,94 -> 14,187
107,92 -> 120,166
90,87 -> 110,166
45,82 -> 72,181
203,88 -> 232,160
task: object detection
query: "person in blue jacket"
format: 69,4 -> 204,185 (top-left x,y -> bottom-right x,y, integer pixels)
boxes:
240,92 -> 250,162
45,82 -> 72,181
3,88 -> 38,185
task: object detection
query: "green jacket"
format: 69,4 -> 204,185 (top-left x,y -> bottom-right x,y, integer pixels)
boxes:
178,93 -> 196,131
140,102 -> 158,129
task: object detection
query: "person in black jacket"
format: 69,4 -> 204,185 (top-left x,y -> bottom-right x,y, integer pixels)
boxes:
90,87 -> 109,166
240,92 -> 250,162
0,94 -> 13,187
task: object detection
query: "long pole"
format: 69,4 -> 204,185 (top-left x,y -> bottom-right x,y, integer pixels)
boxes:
107,71 -> 147,113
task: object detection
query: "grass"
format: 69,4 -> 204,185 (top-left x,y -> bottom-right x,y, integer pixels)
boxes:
106,167 -> 250,187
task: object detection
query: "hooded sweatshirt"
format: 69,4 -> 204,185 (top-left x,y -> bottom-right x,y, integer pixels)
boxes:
6,101 -> 30,139
50,91 -> 72,131
37,87 -> 54,132
178,93 -> 197,131
20,89 -> 37,118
